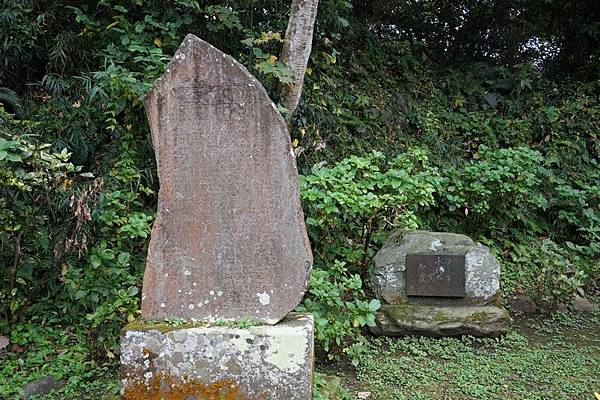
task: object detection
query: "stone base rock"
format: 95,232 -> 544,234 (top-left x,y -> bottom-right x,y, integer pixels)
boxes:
370,304 -> 510,337
23,375 -> 66,400
508,295 -> 538,314
120,313 -> 314,400
572,295 -> 598,313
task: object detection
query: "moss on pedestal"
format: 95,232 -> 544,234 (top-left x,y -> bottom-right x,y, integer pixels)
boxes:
123,317 -> 266,334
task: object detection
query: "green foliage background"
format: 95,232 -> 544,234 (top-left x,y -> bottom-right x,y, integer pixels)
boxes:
0,0 -> 599,396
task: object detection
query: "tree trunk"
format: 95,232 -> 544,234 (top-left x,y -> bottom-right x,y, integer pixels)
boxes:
280,0 -> 319,120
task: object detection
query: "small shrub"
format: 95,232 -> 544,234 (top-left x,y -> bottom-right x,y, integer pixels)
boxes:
297,260 -> 379,361
502,239 -> 588,309
299,149 -> 439,359
433,145 -> 549,237
0,117 -> 80,331
301,148 -> 441,273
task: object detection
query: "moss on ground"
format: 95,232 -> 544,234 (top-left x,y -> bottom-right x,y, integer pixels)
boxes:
334,310 -> 600,400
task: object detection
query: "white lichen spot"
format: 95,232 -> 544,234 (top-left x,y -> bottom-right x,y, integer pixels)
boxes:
188,304 -> 195,310
160,303 -> 166,308
217,291 -> 223,296
209,290 -> 215,295
193,282 -> 197,287
429,239 -> 442,251
183,270 -> 191,276
377,264 -> 401,290
204,300 -> 209,304
257,292 -> 270,305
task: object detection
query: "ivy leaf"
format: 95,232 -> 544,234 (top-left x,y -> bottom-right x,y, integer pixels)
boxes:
0,138 -> 20,150
5,153 -> 22,162
368,299 -> 381,312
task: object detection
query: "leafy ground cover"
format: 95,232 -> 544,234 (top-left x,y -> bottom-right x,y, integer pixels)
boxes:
315,309 -> 600,400
2,308 -> 598,399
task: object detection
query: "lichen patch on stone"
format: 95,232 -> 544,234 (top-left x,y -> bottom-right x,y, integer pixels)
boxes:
257,292 -> 270,305
262,326 -> 309,374
121,314 -> 314,399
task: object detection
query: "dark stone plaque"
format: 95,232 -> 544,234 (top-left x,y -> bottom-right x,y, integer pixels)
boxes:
405,254 -> 466,297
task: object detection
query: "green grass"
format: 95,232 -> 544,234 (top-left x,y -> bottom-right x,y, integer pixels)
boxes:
341,311 -> 600,400
2,312 -> 599,399
0,323 -> 120,399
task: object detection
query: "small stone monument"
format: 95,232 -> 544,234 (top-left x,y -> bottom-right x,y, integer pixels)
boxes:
120,34 -> 314,399
370,230 -> 510,337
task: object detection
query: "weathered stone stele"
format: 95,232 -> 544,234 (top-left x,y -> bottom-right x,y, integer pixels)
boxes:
142,34 -> 312,324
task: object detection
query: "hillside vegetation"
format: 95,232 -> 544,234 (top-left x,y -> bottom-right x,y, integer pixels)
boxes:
0,1 -> 599,398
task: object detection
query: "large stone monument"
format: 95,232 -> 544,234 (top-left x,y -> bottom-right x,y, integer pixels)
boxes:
370,230 -> 510,337
120,34 -> 314,399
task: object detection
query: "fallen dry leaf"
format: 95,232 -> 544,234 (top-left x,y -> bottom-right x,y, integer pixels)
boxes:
11,344 -> 24,353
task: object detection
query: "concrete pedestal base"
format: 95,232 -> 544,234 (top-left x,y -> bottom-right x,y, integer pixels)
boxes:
370,304 -> 510,337
120,313 -> 314,400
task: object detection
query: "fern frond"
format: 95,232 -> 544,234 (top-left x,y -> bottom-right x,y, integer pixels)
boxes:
49,32 -> 87,74
42,73 -> 71,97
0,87 -> 21,112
